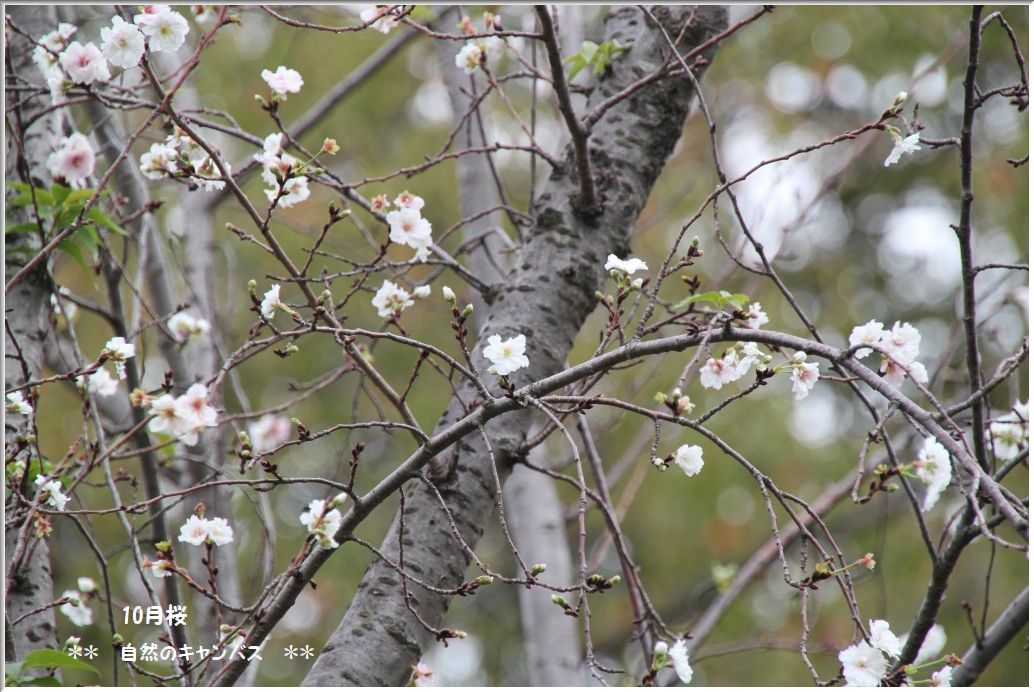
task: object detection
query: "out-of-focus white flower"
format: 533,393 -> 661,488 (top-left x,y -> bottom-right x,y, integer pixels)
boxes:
88,367 -> 119,397
192,156 -> 227,191
868,620 -> 902,658
59,590 -> 93,627
903,623 -> 946,665
674,444 -> 704,478
371,280 -> 414,318
100,15 -> 145,68
357,5 -> 400,33
605,254 -> 649,276
77,577 -> 98,593
47,133 -> 95,188
248,414 -> 292,454
261,66 -> 303,96
931,666 -> 952,687
483,334 -> 529,376
914,437 -> 952,512
59,41 -> 110,84
989,401 -> 1028,460
882,358 -> 928,388
838,641 -> 887,687
884,132 -> 922,167
455,42 -> 484,74
7,391 -> 33,416
167,311 -> 210,343
848,319 -> 884,359
412,662 -> 434,687
412,285 -> 432,299
668,639 -> 693,684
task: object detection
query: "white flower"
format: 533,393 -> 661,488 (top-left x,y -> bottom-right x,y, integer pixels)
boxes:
35,475 -> 70,511
413,662 -> 434,687
393,190 -> 424,210
838,641 -> 887,687
668,639 -> 693,684
167,311 -> 210,342
260,284 -> 288,319
868,619 -> 902,658
884,132 -> 922,167
261,66 -> 304,96
442,286 -> 456,302
789,358 -> 820,400
87,368 -> 119,397
139,141 -> 178,180
47,133 -> 95,188
136,7 -> 190,52
386,207 -> 434,254
59,41 -> 110,84
192,156 -> 227,192
882,358 -> 928,389
931,666 -> 953,687
989,416 -> 1027,460
745,302 -> 769,329
147,559 -> 174,578
371,280 -> 414,319
105,336 -> 136,362
7,391 -> 33,416
412,285 -> 431,299
915,437 -> 952,512
878,321 -> 921,365
674,444 -> 704,478
205,517 -> 235,546
100,15 -> 145,68
700,350 -> 750,390
174,383 -> 218,435
148,394 -> 185,436
178,515 -> 210,545
605,254 -> 649,276
265,176 -> 310,208
739,342 -> 766,370
910,623 -> 947,664
300,499 -> 342,549
483,334 -> 530,376
59,590 -> 93,627
455,42 -> 484,74
77,577 -> 98,593
654,641 -> 669,656
357,5 -> 399,33
248,414 -> 292,454
33,23 -> 77,75
848,320 -> 885,359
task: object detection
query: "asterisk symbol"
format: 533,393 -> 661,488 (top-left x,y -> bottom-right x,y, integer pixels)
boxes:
83,645 -> 99,659
283,645 -> 298,660
299,645 -> 315,660
68,644 -> 84,659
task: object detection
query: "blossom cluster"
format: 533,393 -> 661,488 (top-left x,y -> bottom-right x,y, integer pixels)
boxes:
371,280 -> 431,319
913,436 -> 952,512
147,383 -> 219,446
839,620 -> 952,687
300,497 -> 345,549
76,336 -> 137,398
178,514 -> 235,546
167,311 -> 212,343
254,133 -> 310,208
988,400 -> 1029,461
848,320 -> 928,388
248,414 -> 293,454
35,474 -> 71,511
140,127 -> 228,191
383,191 -> 434,261
59,581 -> 97,628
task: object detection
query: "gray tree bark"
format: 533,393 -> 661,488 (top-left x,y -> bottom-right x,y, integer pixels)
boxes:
953,588 -> 1028,686
302,6 -> 728,686
5,4 -> 61,662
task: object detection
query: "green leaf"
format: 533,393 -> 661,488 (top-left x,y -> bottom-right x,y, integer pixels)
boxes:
672,290 -> 751,311
4,222 -> 39,236
579,40 -> 599,63
21,649 -> 100,676
18,675 -> 63,686
86,207 -> 127,235
56,238 -> 89,274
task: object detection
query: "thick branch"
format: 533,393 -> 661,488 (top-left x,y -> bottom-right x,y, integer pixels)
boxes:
953,587 -> 1028,686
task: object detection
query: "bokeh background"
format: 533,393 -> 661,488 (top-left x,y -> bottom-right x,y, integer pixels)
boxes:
29,4 -> 1029,686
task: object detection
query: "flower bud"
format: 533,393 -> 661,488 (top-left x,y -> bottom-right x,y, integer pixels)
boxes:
442,286 -> 456,302
461,304 -> 474,319
413,285 -> 431,299
653,641 -> 669,656
475,575 -> 494,586
631,278 -> 644,290
531,563 -> 546,576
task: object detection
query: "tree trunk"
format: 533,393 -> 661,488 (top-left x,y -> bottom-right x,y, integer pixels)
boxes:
302,6 -> 728,686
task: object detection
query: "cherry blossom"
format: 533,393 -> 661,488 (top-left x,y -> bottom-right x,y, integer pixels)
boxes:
179,515 -> 235,546
35,475 -> 70,511
605,254 -> 649,276
789,353 -> 820,400
882,358 -> 928,389
261,66 -> 304,97
139,141 -> 179,180
884,132 -> 922,167
838,641 -> 887,687
931,666 -> 953,687
47,133 -> 95,188
745,301 -> 769,329
135,6 -> 190,52
104,336 -> 136,379
455,43 -> 484,75
300,499 -> 343,549
868,619 -> 902,658
483,334 -> 530,376
33,22 -> 77,76
59,41 -> 110,84
167,311 -> 211,343
59,590 -> 93,627
386,207 -> 434,259
6,391 -> 33,416
878,321 -> 921,365
87,367 -> 119,397
357,5 -> 401,34
260,284 -> 290,319
394,190 -> 424,210
371,280 -> 414,318
914,437 -> 952,512
848,319 -> 884,359
248,414 -> 292,454
674,444 -> 704,478
668,639 -> 693,684
100,15 -> 145,68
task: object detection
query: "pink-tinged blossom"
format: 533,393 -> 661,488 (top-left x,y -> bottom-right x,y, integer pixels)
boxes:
393,190 -> 424,210
47,133 -> 96,188
261,66 -> 304,96
386,207 -> 434,254
789,353 -> 820,400
248,414 -> 292,454
135,6 -> 190,52
878,321 -> 921,365
882,358 -> 928,388
59,41 -> 110,84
